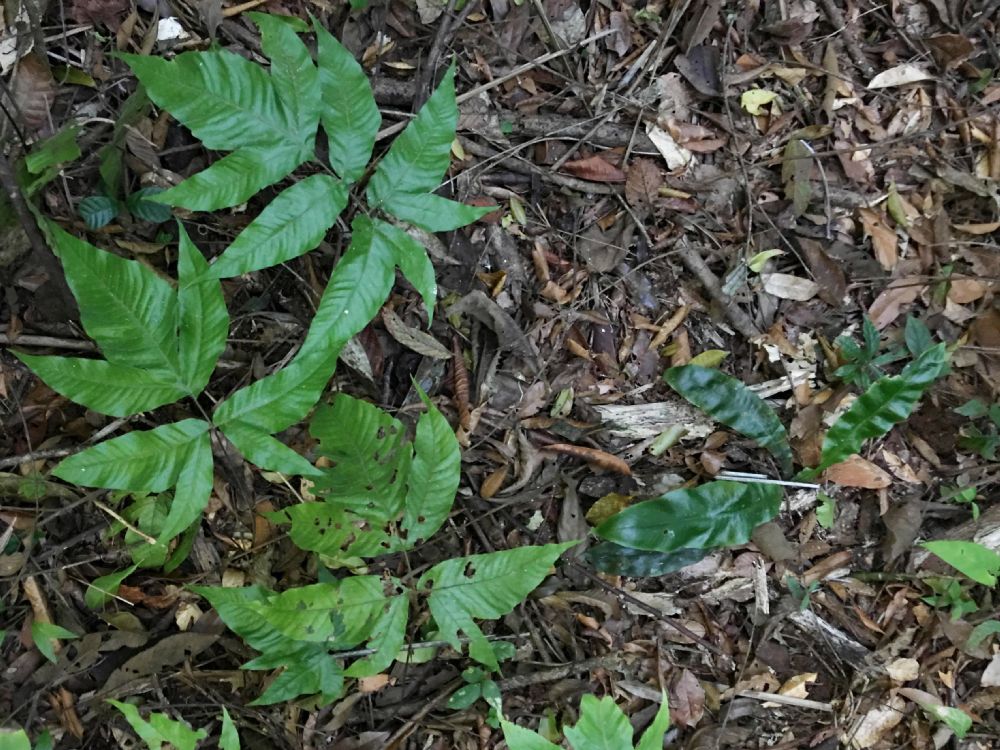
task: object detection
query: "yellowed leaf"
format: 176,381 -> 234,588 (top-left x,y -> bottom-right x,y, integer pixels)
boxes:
741,88 -> 779,115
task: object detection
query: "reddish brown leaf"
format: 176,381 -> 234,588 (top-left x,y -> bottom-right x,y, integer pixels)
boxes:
451,337 -> 471,430
562,154 -> 627,183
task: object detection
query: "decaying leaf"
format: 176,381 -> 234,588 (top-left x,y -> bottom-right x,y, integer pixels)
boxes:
761,272 -> 820,301
381,309 -> 452,359
781,139 -> 811,216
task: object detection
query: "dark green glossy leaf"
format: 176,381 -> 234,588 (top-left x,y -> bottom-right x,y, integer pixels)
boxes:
344,594 -> 409,678
297,216 -> 395,359
586,542 -> 708,577
367,64 -> 457,206
447,684 -> 482,710
812,343 -> 948,473
208,174 -> 347,278
158,428 -> 213,542
373,219 -> 437,322
13,354 -> 185,417
664,365 -> 793,476
52,418 -> 210,492
904,315 -> 933,357
419,543 -> 576,670
126,187 -> 172,223
314,19 -> 380,183
177,224 -> 228,394
595,480 -> 782,553
78,195 -> 118,229
401,388 -> 461,545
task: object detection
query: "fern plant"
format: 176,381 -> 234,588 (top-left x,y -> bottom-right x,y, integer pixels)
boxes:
11,14 -> 582,711
14,14 -> 488,554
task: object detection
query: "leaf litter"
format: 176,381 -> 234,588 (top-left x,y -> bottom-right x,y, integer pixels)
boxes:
2,0 -> 1000,748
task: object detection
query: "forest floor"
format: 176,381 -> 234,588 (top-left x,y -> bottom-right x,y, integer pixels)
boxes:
1,0 -> 999,748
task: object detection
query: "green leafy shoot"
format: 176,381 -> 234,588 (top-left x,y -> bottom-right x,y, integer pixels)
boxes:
85,563 -> 139,609
833,316 -> 906,390
30,621 -> 78,664
922,540 -> 1000,586
967,620 -> 1000,650
219,707 -> 241,750
806,343 -> 948,476
954,398 -> 1000,461
107,701 -> 208,750
502,693 -> 670,750
916,703 -> 972,740
922,577 -> 979,621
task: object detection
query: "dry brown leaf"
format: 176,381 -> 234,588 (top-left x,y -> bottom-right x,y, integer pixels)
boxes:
479,464 -> 508,499
563,154 -> 627,182
778,672 -> 817,698
868,63 -> 933,88
545,443 -> 631,475
947,276 -> 988,304
381,308 -> 452,359
882,499 -> 923,561
886,657 -> 919,682
824,455 -> 892,488
952,221 -> 1000,234
844,694 -> 906,748
670,669 -> 706,728
358,674 -> 392,693
858,208 -> 898,270
798,237 -> 848,306
761,273 -> 820,301
12,53 -> 57,131
451,338 -> 471,431
625,158 -> 662,213
868,278 -> 924,329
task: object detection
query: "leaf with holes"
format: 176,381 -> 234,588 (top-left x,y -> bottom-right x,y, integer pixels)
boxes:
280,390 -> 458,561
664,365 -> 793,476
419,542 -> 576,671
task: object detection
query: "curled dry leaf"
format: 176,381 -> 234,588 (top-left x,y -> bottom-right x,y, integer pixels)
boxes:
479,464 -> 508,499
867,64 -> 933,88
381,308 -> 452,360
867,278 -> 924,329
451,338 -> 472,431
545,443 -> 632,475
823,455 -> 892,489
